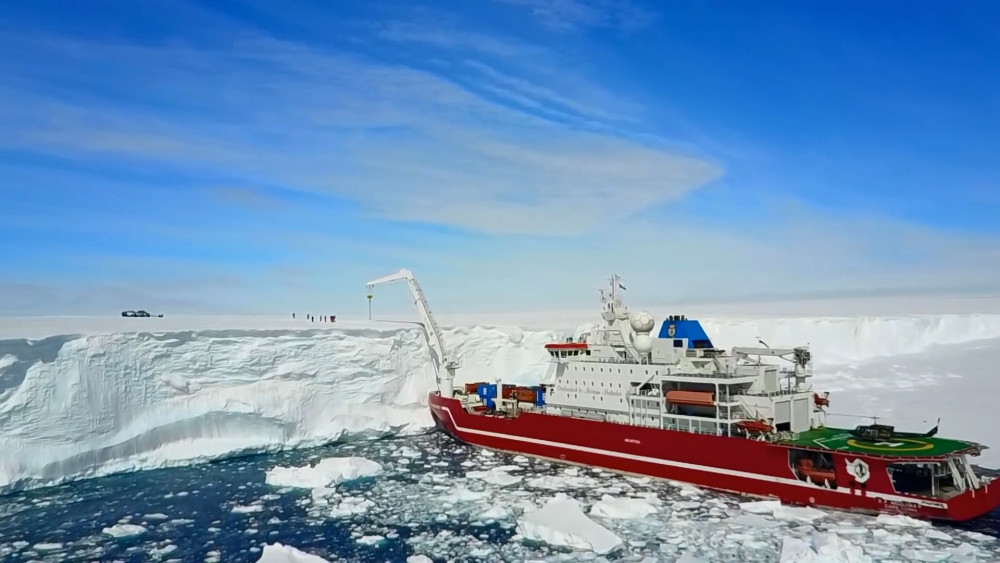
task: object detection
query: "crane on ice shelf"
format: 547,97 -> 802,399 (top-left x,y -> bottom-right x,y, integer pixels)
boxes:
365,269 -> 459,399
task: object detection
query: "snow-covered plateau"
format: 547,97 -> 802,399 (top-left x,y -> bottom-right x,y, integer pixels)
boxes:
2,312 -> 1000,492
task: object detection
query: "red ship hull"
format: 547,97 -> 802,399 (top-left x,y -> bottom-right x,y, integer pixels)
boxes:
429,392 -> 1000,522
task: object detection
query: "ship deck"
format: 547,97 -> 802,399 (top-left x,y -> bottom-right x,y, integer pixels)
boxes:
779,427 -> 978,459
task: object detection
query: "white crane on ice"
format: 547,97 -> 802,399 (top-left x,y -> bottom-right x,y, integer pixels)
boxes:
365,269 -> 458,399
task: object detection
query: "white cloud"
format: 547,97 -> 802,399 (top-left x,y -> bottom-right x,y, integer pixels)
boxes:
491,0 -> 657,32
0,14 -> 998,315
0,32 -> 721,237
373,21 -> 543,58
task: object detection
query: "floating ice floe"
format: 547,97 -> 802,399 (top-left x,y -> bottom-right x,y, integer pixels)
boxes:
265,456 -> 383,489
739,500 -> 827,523
588,494 -> 660,519
327,496 -> 376,518
516,493 -> 623,555
875,513 -> 931,528
779,532 -> 872,563
257,542 -> 331,563
466,467 -> 523,486
231,504 -> 265,514
101,523 -> 147,538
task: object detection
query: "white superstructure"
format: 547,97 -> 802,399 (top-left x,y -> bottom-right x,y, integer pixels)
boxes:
366,269 -> 826,439
533,275 -> 826,438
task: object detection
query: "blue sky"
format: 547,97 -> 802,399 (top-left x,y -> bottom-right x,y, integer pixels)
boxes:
1,0 -> 999,316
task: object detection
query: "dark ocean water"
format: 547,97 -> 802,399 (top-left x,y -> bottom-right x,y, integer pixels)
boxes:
0,431 -> 998,563
0,432 -> 507,563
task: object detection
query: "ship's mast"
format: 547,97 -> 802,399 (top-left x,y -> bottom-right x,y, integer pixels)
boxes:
366,269 -> 458,398
602,273 -> 628,324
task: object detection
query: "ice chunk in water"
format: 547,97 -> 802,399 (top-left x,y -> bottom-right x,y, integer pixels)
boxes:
516,493 -> 623,555
588,494 -> 659,519
265,457 -> 383,489
257,543 -> 331,563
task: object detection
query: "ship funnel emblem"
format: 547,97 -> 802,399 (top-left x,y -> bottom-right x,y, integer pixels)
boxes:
667,324 -> 676,338
845,458 -> 870,484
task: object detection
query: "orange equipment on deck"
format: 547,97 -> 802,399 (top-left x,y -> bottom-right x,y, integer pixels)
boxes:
665,390 -> 715,407
736,419 -> 773,433
796,459 -> 836,483
513,387 -> 537,402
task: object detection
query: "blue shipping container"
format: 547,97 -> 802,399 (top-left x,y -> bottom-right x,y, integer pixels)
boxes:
533,386 -> 545,407
477,383 -> 497,409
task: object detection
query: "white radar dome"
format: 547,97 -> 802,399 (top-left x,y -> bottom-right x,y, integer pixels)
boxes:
629,311 -> 656,333
633,334 -> 654,354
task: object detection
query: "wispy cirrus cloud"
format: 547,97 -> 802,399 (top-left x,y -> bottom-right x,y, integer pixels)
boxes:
0,29 -> 720,237
1,0 -> 998,317
492,0 -> 658,32
373,21 -> 544,58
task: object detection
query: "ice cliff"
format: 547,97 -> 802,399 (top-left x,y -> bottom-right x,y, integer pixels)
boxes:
1,313 -> 999,492
0,325 -> 557,491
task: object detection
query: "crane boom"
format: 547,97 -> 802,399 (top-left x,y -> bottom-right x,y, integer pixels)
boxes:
365,269 -> 458,398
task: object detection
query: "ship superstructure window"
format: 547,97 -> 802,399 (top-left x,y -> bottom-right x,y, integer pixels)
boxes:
888,462 -> 956,497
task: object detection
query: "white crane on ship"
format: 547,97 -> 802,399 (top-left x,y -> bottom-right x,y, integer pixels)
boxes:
365,269 -> 458,399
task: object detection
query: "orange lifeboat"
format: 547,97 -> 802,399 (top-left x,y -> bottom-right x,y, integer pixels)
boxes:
665,390 -> 715,407
814,393 -> 830,407
736,419 -> 773,433
796,458 -> 836,483
465,382 -> 487,394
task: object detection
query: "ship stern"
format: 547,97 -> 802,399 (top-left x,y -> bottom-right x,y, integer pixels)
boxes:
941,476 -> 1000,522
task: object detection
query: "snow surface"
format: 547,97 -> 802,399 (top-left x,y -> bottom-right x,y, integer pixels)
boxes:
2,311 -> 1000,490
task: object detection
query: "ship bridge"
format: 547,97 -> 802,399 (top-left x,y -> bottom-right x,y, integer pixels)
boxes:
657,315 -> 715,349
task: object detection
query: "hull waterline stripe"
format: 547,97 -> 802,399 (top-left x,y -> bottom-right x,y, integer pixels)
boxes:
433,404 -> 952,509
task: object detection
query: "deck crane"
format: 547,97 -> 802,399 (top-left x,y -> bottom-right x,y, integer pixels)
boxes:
365,269 -> 458,399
